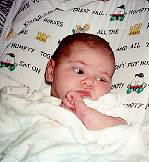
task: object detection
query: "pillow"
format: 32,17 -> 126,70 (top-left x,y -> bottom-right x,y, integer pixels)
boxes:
0,0 -> 97,49
0,0 -> 149,125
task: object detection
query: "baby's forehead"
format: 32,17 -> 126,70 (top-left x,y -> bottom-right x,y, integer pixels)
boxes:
70,45 -> 113,59
59,41 -> 114,62
70,41 -> 111,54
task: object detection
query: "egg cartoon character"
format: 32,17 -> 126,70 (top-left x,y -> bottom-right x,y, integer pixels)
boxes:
110,5 -> 126,21
0,53 -> 17,71
127,73 -> 147,94
72,24 -> 90,34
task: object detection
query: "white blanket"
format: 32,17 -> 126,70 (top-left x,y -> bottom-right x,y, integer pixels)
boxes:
0,86 -> 149,162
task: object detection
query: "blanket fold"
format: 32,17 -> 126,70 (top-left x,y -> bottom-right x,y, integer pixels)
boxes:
0,86 -> 149,162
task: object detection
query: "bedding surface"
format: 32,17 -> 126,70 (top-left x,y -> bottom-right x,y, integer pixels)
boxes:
0,86 -> 148,162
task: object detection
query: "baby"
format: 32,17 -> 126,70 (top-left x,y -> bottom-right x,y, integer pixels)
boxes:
45,33 -> 128,130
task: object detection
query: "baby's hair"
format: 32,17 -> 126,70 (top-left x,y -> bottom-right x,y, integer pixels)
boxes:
51,33 -> 115,63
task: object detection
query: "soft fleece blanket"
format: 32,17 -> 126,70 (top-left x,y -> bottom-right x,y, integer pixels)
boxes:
0,86 -> 148,162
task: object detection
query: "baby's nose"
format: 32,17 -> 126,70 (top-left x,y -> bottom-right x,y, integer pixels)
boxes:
81,76 -> 95,88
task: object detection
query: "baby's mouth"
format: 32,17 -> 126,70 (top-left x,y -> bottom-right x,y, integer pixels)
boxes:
76,90 -> 91,98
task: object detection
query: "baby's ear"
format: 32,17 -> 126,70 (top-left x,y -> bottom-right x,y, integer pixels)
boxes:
45,59 -> 55,83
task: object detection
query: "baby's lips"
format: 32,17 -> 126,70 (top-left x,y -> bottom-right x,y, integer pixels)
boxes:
76,90 -> 91,98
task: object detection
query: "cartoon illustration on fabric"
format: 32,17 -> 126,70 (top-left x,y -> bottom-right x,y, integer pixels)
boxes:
72,24 -> 90,34
0,53 -> 17,71
129,23 -> 142,35
110,5 -> 126,21
127,73 -> 147,94
35,32 -> 50,43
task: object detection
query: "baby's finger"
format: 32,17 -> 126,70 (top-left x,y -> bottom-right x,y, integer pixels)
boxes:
61,97 -> 75,110
65,90 -> 78,103
74,95 -> 85,106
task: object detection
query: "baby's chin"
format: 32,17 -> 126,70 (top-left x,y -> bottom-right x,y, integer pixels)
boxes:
82,94 -> 99,101
90,93 -> 102,100
81,96 -> 92,100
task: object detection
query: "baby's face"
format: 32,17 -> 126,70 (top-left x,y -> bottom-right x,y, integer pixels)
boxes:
49,43 -> 115,100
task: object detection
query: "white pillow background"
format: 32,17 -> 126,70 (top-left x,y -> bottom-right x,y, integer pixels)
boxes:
0,0 -> 149,124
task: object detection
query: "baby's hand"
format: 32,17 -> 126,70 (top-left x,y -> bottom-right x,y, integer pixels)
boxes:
61,91 -> 88,119
61,91 -> 127,130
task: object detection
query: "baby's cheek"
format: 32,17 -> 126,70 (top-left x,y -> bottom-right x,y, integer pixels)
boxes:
102,83 -> 111,93
91,85 -> 110,100
91,89 -> 102,100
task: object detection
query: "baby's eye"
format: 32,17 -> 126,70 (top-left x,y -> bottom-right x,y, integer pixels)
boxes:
73,67 -> 84,74
96,77 -> 107,82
